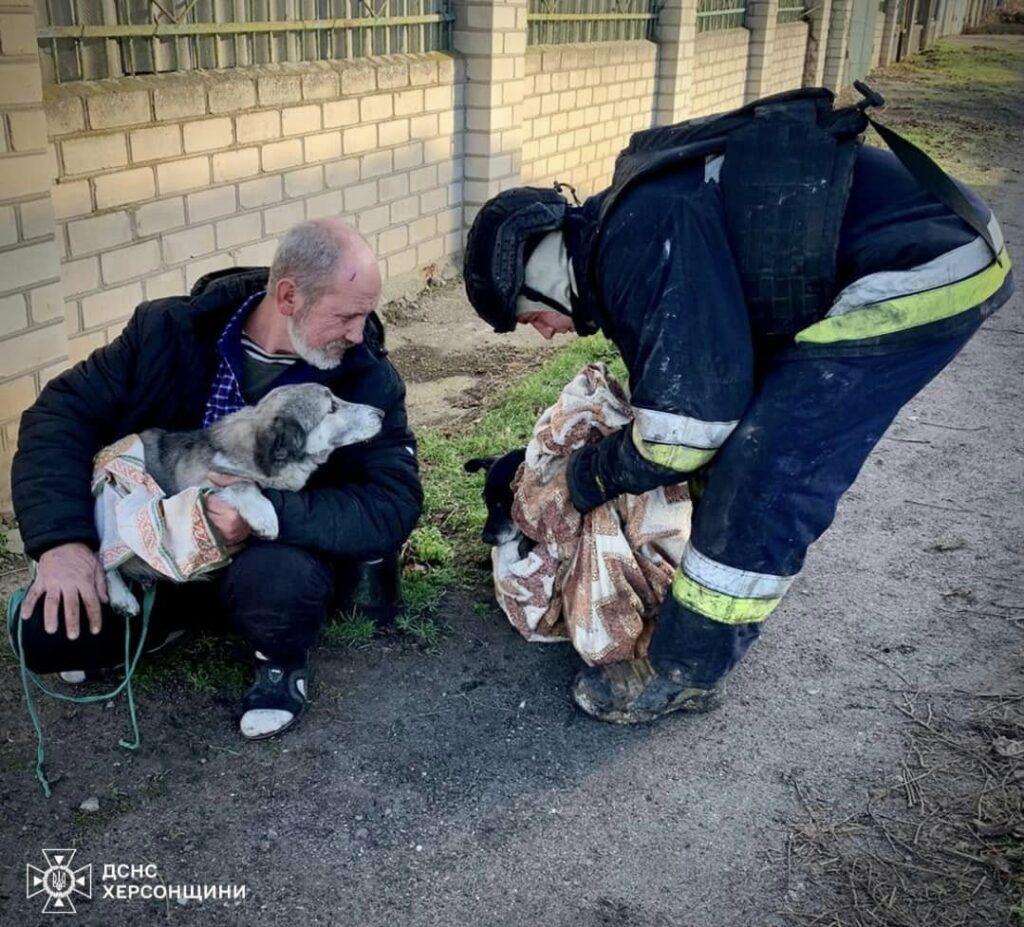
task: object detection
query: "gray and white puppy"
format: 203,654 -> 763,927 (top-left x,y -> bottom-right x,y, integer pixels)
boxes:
106,383 -> 383,613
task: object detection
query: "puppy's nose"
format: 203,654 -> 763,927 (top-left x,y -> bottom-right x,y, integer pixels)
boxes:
481,529 -> 498,546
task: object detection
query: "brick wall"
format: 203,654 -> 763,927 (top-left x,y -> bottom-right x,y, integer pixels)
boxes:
46,54 -> 464,369
0,1 -> 65,506
520,41 -> 656,198
691,29 -> 750,117
765,22 -> 810,94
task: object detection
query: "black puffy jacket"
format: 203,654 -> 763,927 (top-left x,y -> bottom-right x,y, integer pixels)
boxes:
11,268 -> 423,562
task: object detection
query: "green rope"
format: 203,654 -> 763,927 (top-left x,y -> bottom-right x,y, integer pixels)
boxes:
6,585 -> 155,798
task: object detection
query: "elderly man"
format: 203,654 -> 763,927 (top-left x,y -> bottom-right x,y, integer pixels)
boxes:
11,218 -> 422,739
462,87 -> 1013,723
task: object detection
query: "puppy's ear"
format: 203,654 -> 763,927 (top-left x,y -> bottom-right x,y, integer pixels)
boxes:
255,416 -> 307,476
464,456 -> 499,475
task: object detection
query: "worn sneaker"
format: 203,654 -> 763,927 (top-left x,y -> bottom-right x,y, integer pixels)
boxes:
239,651 -> 309,740
571,657 -> 723,724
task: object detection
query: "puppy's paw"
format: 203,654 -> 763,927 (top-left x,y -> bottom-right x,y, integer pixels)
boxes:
244,498 -> 279,539
107,570 -> 140,617
214,484 -> 280,540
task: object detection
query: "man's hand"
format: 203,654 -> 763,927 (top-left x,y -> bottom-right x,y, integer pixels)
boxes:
21,542 -> 108,639
205,494 -> 252,547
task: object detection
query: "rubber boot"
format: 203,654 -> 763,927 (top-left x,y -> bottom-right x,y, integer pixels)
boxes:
349,552 -> 403,633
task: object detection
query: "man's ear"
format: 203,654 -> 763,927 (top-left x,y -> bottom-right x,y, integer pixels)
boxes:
464,456 -> 499,475
255,416 -> 307,476
275,278 -> 299,317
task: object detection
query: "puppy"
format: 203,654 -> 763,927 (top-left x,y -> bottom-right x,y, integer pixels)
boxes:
464,448 -> 534,558
103,383 -> 383,614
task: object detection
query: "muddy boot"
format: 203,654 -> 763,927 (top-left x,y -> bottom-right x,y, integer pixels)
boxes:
571,657 -> 724,724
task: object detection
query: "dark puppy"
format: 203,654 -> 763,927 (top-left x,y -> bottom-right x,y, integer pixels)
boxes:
464,448 -> 533,556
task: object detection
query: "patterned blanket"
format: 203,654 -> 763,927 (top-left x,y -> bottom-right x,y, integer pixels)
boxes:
93,434 -> 229,583
493,363 -> 692,665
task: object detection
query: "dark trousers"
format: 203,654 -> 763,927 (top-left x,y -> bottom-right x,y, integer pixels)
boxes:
648,306 -> 997,687
11,542 -> 375,675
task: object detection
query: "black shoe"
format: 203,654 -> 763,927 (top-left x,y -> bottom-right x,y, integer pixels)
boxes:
58,628 -> 187,684
571,657 -> 724,724
349,554 -> 403,632
239,651 -> 309,740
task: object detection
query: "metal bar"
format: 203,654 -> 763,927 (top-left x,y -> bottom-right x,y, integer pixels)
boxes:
37,14 -> 452,39
286,0 -> 300,61
100,0 -> 122,77
527,12 -> 656,21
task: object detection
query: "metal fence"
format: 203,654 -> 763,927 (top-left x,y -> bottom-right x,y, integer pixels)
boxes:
527,0 -> 658,46
695,0 -> 746,31
35,0 -> 454,83
776,0 -> 806,22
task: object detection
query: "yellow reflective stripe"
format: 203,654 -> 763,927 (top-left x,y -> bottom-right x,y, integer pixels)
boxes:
796,249 -> 1012,345
632,421 -> 716,473
671,572 -> 781,624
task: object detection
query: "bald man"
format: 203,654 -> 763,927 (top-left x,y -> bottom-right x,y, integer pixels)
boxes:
11,219 -> 423,739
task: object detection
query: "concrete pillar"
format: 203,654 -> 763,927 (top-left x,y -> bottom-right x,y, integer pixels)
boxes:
0,0 -> 67,507
803,0 -> 835,86
921,0 -> 938,47
652,0 -> 699,124
878,0 -> 902,66
745,0 -> 782,101
821,0 -> 854,90
452,0 -> 528,234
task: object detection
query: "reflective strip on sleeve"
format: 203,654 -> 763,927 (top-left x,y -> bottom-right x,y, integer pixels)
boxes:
632,422 -> 717,473
670,543 -> 795,624
633,406 -> 738,450
797,247 -> 1012,345
826,236 -> 995,318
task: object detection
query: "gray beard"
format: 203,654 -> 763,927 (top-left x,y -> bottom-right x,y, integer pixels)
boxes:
287,315 -> 347,370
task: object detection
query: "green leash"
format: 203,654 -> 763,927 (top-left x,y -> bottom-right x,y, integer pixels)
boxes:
6,584 -> 155,798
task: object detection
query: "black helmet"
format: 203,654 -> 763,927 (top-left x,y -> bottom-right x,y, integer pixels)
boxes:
463,186 -> 569,333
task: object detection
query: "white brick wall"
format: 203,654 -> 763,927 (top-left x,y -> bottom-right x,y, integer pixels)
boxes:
42,53 -> 464,366
691,29 -> 751,117
520,41 -> 657,198
764,22 -> 810,95
0,5 -> 65,506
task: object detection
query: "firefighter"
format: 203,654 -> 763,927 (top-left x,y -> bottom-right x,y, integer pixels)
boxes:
461,87 -> 1014,724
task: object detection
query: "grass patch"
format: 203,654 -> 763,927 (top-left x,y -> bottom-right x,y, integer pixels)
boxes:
861,39 -> 1024,187
133,633 -> 248,695
322,611 -> 376,647
395,333 -> 625,642
888,41 -> 1024,87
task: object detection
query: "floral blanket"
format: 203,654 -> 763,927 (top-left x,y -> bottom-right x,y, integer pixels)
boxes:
493,363 -> 692,665
92,435 -> 229,582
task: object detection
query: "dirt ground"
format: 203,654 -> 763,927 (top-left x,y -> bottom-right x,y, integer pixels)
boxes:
2,36 -> 1023,927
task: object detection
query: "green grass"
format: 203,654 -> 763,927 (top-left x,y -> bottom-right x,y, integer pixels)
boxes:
133,633 -> 248,695
396,333 -> 626,640
322,610 -> 376,647
888,41 -> 1024,87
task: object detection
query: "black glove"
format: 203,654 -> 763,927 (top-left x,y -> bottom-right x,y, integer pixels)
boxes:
567,426 -> 698,514
566,443 -> 610,514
